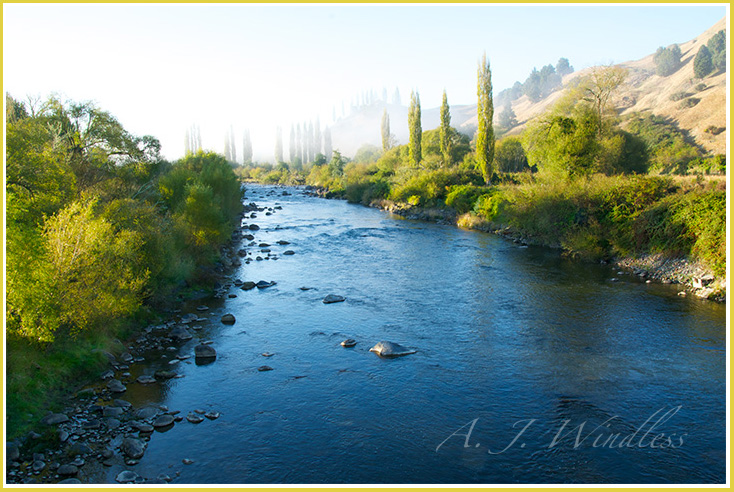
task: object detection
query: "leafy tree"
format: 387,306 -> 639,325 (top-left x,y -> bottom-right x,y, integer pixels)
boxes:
556,57 -> 574,77
328,150 -> 346,177
408,90 -> 422,167
494,137 -> 529,173
523,112 -> 598,178
523,68 -> 543,102
498,104 -> 518,129
693,45 -> 714,78
476,53 -> 495,184
580,65 -> 627,137
439,90 -> 452,166
422,127 -> 471,165
653,44 -> 682,76
381,108 -> 391,152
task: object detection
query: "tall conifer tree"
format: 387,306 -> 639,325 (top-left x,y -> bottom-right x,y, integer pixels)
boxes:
476,53 -> 495,184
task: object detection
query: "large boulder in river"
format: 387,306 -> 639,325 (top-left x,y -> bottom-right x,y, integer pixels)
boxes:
221,314 -> 236,324
121,438 -> 146,459
322,294 -> 345,304
195,343 -> 217,361
241,281 -> 257,291
169,326 -> 193,341
369,341 -> 417,357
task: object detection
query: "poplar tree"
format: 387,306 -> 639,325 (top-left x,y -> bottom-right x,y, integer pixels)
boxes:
184,128 -> 191,155
381,108 -> 391,152
439,89 -> 452,166
274,126 -> 283,163
476,53 -> 495,184
314,118 -> 322,157
224,133 -> 232,162
289,125 -> 296,164
323,126 -> 332,161
242,130 -> 252,165
408,90 -> 422,167
229,126 -> 236,163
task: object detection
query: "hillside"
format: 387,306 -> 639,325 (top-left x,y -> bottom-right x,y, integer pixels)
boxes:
332,17 -> 726,158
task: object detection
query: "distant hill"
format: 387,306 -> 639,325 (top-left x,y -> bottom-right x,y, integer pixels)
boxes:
331,17 -> 726,158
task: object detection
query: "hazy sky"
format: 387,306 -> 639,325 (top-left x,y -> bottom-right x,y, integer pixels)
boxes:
3,3 -> 727,161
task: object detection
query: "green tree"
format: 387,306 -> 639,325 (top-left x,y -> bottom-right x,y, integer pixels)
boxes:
556,57 -> 574,77
523,112 -> 597,178
476,53 -> 495,184
381,108 -> 391,152
494,137 -> 529,173
328,150 -> 346,177
408,90 -> 422,167
323,126 -> 332,161
498,104 -> 518,129
439,90 -> 452,166
693,45 -> 714,78
707,30 -> 726,73
653,44 -> 682,76
580,65 -> 627,137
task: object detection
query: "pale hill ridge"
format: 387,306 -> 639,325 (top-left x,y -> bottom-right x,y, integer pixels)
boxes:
331,17 -> 726,158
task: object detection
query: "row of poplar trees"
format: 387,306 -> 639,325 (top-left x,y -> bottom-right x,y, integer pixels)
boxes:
381,53 -> 495,184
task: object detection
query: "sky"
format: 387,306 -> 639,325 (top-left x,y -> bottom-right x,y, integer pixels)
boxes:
3,3 -> 728,161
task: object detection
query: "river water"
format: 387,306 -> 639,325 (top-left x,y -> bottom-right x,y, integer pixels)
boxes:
104,184 -> 726,484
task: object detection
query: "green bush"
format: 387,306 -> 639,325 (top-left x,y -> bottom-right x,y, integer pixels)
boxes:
669,91 -> 689,102
445,184 -> 490,213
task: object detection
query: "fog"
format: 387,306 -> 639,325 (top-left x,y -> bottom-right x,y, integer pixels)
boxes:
3,4 -> 725,164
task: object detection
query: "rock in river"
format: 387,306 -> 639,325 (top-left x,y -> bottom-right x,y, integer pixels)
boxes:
221,313 -> 236,324
170,326 -> 193,341
340,339 -> 357,348
57,464 -> 79,476
107,379 -> 126,393
283,250 -> 295,255
323,294 -> 345,304
186,413 -> 204,424
137,375 -> 157,384
121,438 -> 146,459
256,280 -> 276,289
369,341 -> 417,357
153,414 -> 175,428
195,343 -> 217,361
241,281 -> 257,291
116,470 -> 139,484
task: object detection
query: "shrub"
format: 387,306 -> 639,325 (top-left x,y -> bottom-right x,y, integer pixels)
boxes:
679,97 -> 700,109
445,184 -> 489,213
669,91 -> 689,102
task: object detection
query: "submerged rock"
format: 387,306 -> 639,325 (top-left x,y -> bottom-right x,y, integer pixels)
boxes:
170,326 -> 193,341
369,341 -> 417,357
258,365 -> 274,372
194,344 -> 217,361
322,294 -> 345,304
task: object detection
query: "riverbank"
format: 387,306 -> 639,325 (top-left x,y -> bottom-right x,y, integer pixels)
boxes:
305,185 -> 725,302
4,199 -> 262,485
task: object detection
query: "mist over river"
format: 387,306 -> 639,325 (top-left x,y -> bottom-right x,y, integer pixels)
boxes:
96,184 -> 726,484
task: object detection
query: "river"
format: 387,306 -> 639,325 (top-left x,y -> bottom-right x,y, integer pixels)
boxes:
99,184 -> 726,484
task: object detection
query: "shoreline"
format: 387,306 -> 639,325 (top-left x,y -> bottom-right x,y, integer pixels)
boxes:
307,187 -> 725,302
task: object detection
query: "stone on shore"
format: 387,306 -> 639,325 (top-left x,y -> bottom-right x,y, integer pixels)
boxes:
40,413 -> 69,426
106,379 -> 126,393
